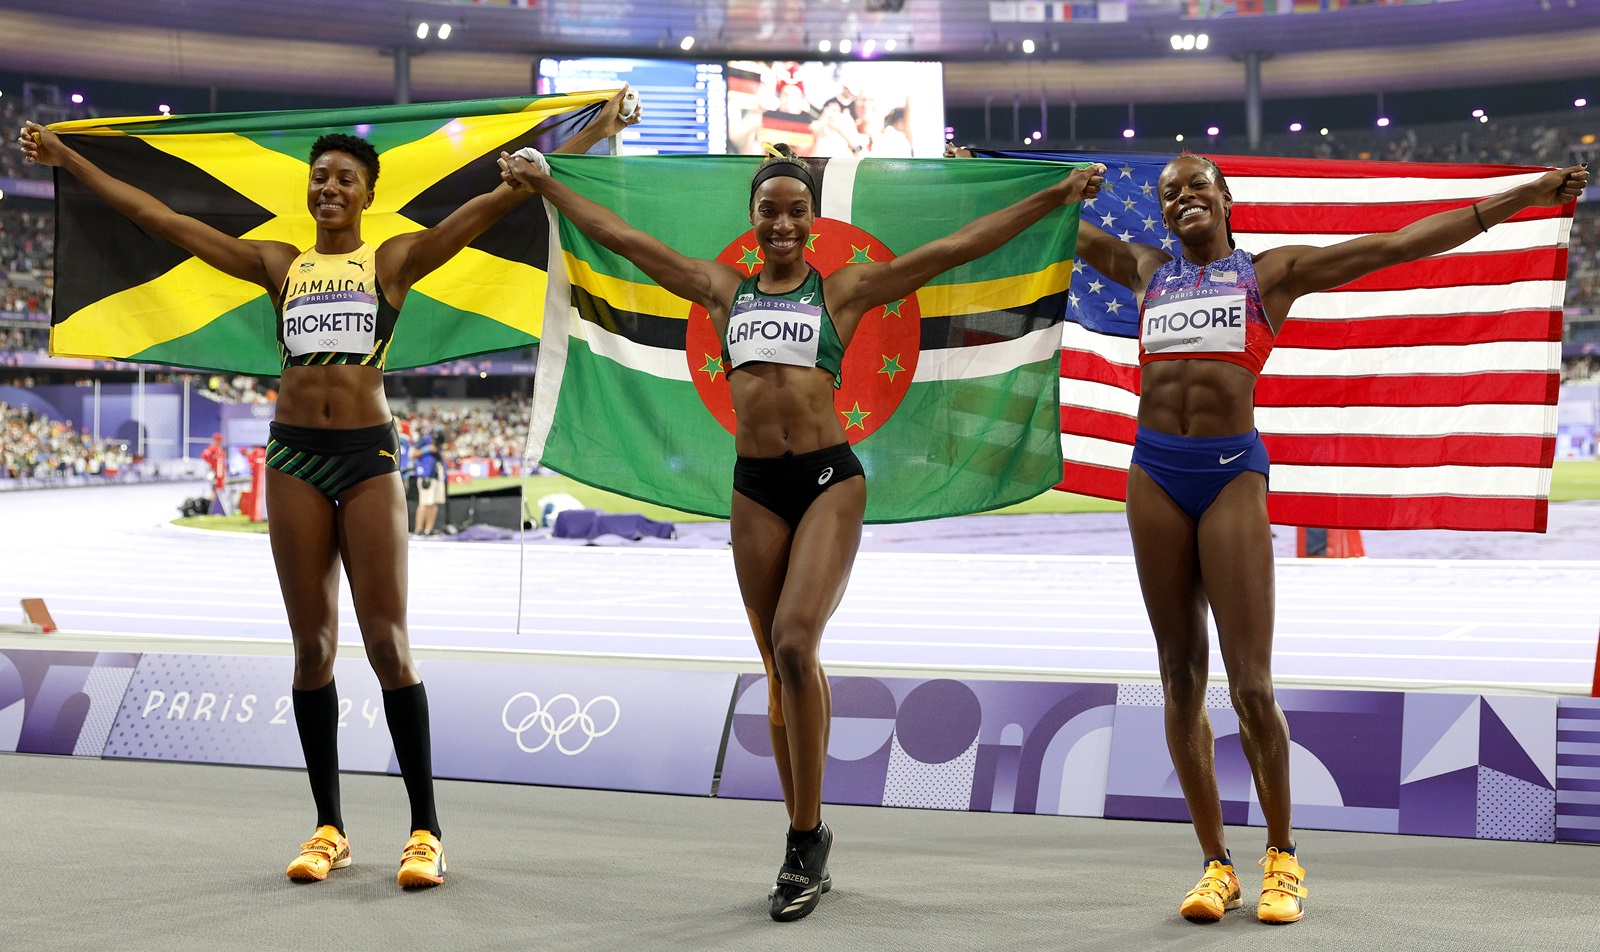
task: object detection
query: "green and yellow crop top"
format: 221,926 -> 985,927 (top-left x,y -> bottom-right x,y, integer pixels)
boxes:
277,243 -> 398,369
721,267 -> 845,389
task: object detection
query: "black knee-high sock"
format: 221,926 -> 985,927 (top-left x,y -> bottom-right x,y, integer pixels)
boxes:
292,680 -> 343,833
383,682 -> 440,838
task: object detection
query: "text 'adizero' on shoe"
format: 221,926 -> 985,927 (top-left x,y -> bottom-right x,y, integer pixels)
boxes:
1180,860 -> 1242,922
1257,848 -> 1307,924
286,825 -> 351,882
397,830 -> 446,889
768,822 -> 833,922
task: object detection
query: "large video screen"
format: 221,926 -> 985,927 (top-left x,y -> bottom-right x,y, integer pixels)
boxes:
537,58 -> 728,155
726,60 -> 945,159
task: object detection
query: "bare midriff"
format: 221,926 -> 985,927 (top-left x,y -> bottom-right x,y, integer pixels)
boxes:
1136,358 -> 1258,437
729,363 -> 847,458
275,364 -> 391,429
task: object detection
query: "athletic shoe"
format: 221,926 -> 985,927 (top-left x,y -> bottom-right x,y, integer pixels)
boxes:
1257,848 -> 1307,923
285,825 -> 350,882
767,822 -> 833,922
1179,859 -> 1242,922
397,830 -> 446,889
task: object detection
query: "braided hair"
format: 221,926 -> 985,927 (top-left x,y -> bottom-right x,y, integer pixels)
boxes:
749,143 -> 818,210
310,133 -> 380,189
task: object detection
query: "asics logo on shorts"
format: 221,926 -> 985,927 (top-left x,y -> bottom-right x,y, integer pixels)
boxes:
1219,450 -> 1247,465
501,692 -> 620,755
817,466 -> 834,486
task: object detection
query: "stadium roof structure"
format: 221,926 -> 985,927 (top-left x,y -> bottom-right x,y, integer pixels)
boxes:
0,0 -> 1595,106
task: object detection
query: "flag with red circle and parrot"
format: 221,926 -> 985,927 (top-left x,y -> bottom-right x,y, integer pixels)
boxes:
528,154 -> 1084,522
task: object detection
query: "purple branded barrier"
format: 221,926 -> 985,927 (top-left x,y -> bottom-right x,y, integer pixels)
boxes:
1555,697 -> 1600,845
719,674 -> 1118,815
0,649 -> 141,756
417,661 -> 734,796
103,654 -> 394,771
1105,687 -> 1558,842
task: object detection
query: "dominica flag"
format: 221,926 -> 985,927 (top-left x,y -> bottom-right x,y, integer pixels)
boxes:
48,92 -> 615,375
982,148 -> 1575,532
528,155 -> 1084,522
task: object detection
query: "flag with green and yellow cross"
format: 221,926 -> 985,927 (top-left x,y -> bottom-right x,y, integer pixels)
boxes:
48,91 -> 613,374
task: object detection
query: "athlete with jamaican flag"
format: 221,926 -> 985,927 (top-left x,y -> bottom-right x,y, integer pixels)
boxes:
504,143 -> 1104,922
16,90 -> 640,890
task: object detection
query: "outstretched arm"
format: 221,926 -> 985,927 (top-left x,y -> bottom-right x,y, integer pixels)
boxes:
1259,164 -> 1589,314
827,162 -> 1107,325
376,90 -> 645,301
17,120 -> 294,294
501,152 -> 740,311
1073,219 -> 1174,297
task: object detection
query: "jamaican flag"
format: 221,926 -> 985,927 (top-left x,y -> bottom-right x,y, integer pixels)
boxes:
529,155 -> 1083,523
49,92 -> 615,375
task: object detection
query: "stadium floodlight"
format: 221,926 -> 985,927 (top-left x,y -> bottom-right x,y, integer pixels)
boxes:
1033,130 -> 1042,139
1024,137 -> 1033,145
819,39 -> 832,52
1479,115 -> 1489,124
438,23 -> 452,40
1320,128 -> 1330,136
681,36 -> 696,50
864,39 -> 877,56
416,22 -> 429,39
1207,125 -> 1220,136
1289,122 -> 1302,132
1376,117 -> 1390,127
1472,109 -> 1485,118
1023,39 -> 1036,54
1171,35 -> 1184,50
840,39 -> 853,54
885,38 -> 897,52
1175,134 -> 1185,142
1183,34 -> 1196,50
71,93 -> 84,104
1123,129 -> 1136,139
1578,98 -> 1589,108
158,104 -> 171,115
1196,34 -> 1209,50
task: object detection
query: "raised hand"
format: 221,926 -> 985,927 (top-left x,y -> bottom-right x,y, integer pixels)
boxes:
1527,164 -> 1591,206
16,121 -> 66,166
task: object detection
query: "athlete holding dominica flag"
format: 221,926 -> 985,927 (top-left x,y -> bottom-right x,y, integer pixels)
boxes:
503,142 -> 1104,921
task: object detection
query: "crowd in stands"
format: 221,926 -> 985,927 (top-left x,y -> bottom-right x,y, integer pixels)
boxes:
0,399 -> 129,479
1565,356 -> 1600,385
1260,111 -> 1593,168
396,396 -> 529,471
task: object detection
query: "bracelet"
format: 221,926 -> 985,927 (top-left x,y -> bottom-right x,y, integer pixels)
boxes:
1472,202 -> 1488,233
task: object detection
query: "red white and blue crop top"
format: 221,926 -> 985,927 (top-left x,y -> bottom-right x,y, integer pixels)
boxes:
1138,247 -> 1275,376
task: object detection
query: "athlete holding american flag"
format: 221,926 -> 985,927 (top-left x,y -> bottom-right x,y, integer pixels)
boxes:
1072,153 -> 1586,924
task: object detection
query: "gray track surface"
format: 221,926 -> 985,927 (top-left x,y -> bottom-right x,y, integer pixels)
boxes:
7,754 -> 1599,952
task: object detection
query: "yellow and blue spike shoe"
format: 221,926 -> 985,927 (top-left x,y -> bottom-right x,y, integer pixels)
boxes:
397,830 -> 446,889
286,825 -> 351,882
1257,848 -> 1308,923
1180,859 -> 1242,922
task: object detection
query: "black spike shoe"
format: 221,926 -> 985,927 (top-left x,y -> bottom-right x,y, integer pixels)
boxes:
767,821 -> 833,922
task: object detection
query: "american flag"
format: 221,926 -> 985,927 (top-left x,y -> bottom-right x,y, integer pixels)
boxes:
982,150 -> 1576,531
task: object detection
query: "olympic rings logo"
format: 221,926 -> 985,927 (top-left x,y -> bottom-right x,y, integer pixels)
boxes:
319,338 -> 340,347
757,347 -> 777,357
500,692 -> 620,755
